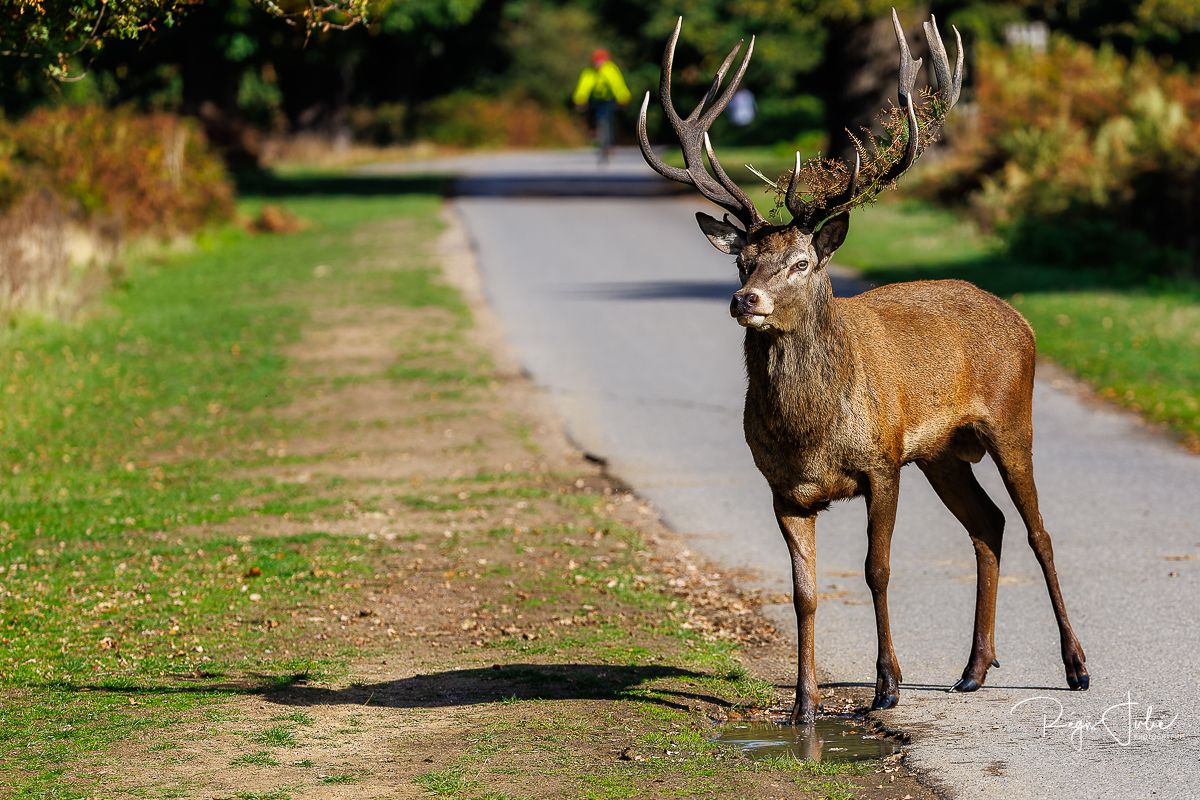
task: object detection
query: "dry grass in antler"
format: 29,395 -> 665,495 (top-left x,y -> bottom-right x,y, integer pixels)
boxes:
758,89 -> 950,220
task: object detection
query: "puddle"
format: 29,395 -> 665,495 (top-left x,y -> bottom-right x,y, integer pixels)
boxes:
714,718 -> 901,763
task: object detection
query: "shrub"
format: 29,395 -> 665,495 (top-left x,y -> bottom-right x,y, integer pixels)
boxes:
929,39 -> 1200,274
1,105 -> 235,235
348,102 -> 409,145
0,105 -> 234,322
413,92 -> 586,149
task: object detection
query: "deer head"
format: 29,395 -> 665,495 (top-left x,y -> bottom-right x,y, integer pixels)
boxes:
638,10 -> 963,334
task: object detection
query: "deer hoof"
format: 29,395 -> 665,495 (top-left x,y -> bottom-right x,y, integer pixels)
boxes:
871,693 -> 898,711
789,700 -> 818,725
992,658 -> 1000,668
950,677 -> 980,693
1066,657 -> 1090,691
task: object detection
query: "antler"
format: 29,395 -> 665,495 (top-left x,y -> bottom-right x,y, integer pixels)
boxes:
638,17 -> 765,230
787,9 -> 964,230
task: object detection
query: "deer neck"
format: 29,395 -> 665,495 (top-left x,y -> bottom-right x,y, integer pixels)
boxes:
743,275 -> 856,438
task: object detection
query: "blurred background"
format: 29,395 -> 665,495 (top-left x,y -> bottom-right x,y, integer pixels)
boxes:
2,0 -> 1199,437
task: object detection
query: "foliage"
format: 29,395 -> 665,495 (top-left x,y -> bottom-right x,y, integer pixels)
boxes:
0,0 -> 370,79
1,105 -> 234,234
499,1 -> 603,108
930,38 -> 1200,273
414,91 -> 586,149
1023,0 -> 1200,62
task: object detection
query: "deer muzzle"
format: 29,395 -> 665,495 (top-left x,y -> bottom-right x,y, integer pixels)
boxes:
731,289 -> 773,327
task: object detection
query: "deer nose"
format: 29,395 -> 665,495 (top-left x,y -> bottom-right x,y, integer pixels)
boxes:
731,290 -> 770,317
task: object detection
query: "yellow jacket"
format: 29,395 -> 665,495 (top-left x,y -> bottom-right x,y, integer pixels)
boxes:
573,61 -> 631,105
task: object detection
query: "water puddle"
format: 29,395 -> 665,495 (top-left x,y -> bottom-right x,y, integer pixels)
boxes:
714,717 -> 901,763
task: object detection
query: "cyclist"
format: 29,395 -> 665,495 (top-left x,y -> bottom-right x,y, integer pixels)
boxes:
573,49 -> 631,163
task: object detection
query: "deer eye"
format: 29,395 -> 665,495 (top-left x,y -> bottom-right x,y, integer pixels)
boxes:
788,260 -> 809,275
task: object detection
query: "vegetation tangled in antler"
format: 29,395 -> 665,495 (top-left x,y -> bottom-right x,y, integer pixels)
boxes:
760,88 -> 951,221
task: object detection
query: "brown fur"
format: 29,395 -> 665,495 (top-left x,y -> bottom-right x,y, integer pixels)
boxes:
715,217 -> 1090,721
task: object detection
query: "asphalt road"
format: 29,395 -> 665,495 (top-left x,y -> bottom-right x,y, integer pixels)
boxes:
370,150 -> 1200,797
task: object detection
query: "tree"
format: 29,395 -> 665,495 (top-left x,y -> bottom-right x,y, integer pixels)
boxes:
0,0 -> 369,80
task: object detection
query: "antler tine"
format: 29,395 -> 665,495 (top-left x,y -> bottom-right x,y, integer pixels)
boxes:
659,16 -> 684,129
785,151 -> 804,224
638,17 -> 765,228
702,132 -> 761,221
697,35 -> 755,129
873,8 -> 923,186
923,14 -> 963,109
638,93 -> 692,185
687,38 -> 743,124
892,7 -> 922,106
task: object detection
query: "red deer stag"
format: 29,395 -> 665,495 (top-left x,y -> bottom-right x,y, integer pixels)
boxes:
637,10 -> 1089,722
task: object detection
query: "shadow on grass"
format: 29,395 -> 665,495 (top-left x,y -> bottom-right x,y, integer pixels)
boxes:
265,663 -> 727,712
16,664 -> 730,712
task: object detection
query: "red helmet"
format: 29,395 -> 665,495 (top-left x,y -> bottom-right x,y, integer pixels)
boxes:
591,49 -> 610,66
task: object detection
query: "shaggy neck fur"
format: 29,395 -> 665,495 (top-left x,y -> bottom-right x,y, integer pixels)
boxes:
743,272 -> 856,444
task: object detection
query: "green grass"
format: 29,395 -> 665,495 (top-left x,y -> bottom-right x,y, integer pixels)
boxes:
270,711 -> 314,726
252,725 -> 300,748
233,790 -> 292,800
0,175 -> 455,795
833,199 -> 1200,446
318,774 -> 359,785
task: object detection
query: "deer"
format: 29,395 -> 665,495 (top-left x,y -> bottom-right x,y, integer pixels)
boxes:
637,10 -> 1089,723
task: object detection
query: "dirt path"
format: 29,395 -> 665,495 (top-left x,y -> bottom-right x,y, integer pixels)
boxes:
69,207 -> 937,800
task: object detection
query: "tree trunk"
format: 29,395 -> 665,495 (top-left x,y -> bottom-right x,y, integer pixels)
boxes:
819,7 -> 929,162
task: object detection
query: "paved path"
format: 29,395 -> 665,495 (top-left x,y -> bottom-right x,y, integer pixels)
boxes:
369,150 -> 1200,798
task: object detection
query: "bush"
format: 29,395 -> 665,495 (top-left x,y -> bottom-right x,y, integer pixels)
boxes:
0,106 -> 234,323
413,91 -> 586,149
930,39 -> 1200,274
348,102 -> 409,145
1,105 -> 235,235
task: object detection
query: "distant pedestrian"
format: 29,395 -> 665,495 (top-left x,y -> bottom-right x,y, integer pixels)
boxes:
573,49 -> 631,163
728,88 -> 756,127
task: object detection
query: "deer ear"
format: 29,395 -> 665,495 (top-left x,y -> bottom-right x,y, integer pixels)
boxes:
812,213 -> 850,264
695,212 -> 746,255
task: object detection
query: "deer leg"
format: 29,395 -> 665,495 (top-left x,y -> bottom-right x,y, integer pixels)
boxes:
920,457 -> 1004,692
988,440 -> 1089,691
773,495 -> 820,724
864,470 -> 902,710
